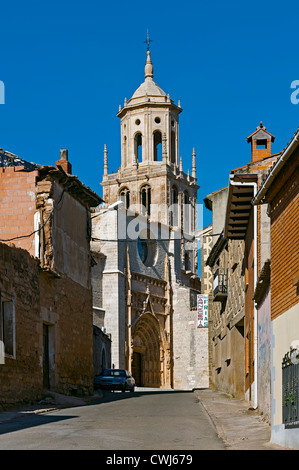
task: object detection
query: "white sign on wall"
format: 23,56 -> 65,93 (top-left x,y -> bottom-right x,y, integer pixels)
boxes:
197,294 -> 208,328
0,340 -> 5,364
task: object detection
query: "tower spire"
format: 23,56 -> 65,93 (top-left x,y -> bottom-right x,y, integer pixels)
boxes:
179,156 -> 183,174
103,144 -> 108,179
144,50 -> 154,79
192,148 -> 196,178
144,30 -> 154,80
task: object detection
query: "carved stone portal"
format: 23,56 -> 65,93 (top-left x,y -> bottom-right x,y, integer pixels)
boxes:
131,312 -> 171,388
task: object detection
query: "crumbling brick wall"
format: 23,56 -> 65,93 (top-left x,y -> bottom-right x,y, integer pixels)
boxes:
39,272 -> 94,396
0,242 -> 42,410
0,166 -> 39,254
0,166 -> 96,403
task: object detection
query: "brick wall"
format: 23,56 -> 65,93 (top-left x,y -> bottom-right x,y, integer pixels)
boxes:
0,167 -> 96,403
39,272 -> 94,396
270,164 -> 299,320
0,243 -> 42,409
0,241 -> 94,408
0,166 -> 38,255
251,139 -> 272,163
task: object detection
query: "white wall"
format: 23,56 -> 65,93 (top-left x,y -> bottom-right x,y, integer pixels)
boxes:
271,303 -> 299,449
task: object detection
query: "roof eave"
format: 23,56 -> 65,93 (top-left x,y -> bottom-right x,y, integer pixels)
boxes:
224,174 -> 258,239
253,128 -> 299,205
38,166 -> 103,207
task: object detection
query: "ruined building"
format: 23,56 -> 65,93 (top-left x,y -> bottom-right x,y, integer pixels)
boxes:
0,149 -> 102,407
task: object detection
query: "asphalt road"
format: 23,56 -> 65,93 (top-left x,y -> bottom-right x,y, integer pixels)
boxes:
0,388 -> 226,450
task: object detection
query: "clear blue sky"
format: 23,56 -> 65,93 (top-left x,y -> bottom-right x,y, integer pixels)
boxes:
1,0 -> 298,228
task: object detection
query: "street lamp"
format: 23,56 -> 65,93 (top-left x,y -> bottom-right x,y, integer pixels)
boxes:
105,200 -> 124,211
91,200 -> 124,219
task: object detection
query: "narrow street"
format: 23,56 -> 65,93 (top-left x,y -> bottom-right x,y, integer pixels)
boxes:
0,389 -> 226,450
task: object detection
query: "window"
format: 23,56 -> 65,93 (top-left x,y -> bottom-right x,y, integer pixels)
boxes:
137,231 -> 157,267
0,296 -> 15,357
119,187 -> 130,210
138,237 -> 149,264
184,191 -> 189,205
255,139 -> 267,149
104,369 -> 126,377
190,289 -> 199,310
185,252 -> 191,271
140,185 -> 151,216
123,135 -> 127,165
171,185 -> 178,226
171,131 -> 176,163
153,130 -> 162,161
282,348 -> 299,428
213,268 -> 228,302
183,191 -> 191,233
134,132 -> 142,162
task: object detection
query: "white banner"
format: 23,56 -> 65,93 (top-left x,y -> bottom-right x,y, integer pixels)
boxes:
197,294 -> 208,328
0,340 -> 5,364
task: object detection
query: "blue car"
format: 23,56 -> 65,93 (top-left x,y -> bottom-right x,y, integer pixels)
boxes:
94,369 -> 135,392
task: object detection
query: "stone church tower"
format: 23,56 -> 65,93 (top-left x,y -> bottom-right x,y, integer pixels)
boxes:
91,49 -> 209,390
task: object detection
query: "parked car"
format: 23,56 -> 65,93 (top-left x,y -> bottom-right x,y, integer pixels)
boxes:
94,369 -> 135,392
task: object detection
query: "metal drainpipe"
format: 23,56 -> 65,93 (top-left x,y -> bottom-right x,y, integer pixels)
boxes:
229,177 -> 258,409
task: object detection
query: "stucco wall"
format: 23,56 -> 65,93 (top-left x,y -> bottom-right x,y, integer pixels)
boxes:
257,285 -> 271,423
52,182 -> 91,288
172,283 -> 209,390
271,303 -> 299,449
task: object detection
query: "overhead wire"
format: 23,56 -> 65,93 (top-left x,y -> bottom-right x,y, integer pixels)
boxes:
0,189 -> 65,243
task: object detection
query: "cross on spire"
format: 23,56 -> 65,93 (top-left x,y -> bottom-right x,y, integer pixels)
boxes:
144,29 -> 153,51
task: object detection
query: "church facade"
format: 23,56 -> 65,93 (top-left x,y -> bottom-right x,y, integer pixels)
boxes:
91,50 -> 209,390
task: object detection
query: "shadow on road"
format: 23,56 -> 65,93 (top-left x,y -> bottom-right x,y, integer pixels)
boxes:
0,413 -> 77,436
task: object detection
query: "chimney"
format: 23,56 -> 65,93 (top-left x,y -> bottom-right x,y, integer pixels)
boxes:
247,122 -> 275,163
56,149 -> 72,174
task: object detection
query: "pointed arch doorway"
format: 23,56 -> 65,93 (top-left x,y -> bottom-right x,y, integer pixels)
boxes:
131,312 -> 171,388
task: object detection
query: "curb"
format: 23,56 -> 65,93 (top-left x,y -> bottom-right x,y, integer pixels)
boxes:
194,390 -> 228,445
194,388 -> 290,450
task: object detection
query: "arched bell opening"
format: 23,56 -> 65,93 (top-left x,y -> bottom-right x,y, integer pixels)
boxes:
153,130 -> 162,161
134,132 -> 142,163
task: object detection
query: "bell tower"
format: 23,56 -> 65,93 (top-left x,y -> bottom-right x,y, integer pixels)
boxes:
117,49 -> 182,169
94,44 -> 206,390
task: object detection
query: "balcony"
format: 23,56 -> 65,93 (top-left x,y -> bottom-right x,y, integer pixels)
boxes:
282,348 -> 299,428
213,268 -> 228,302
